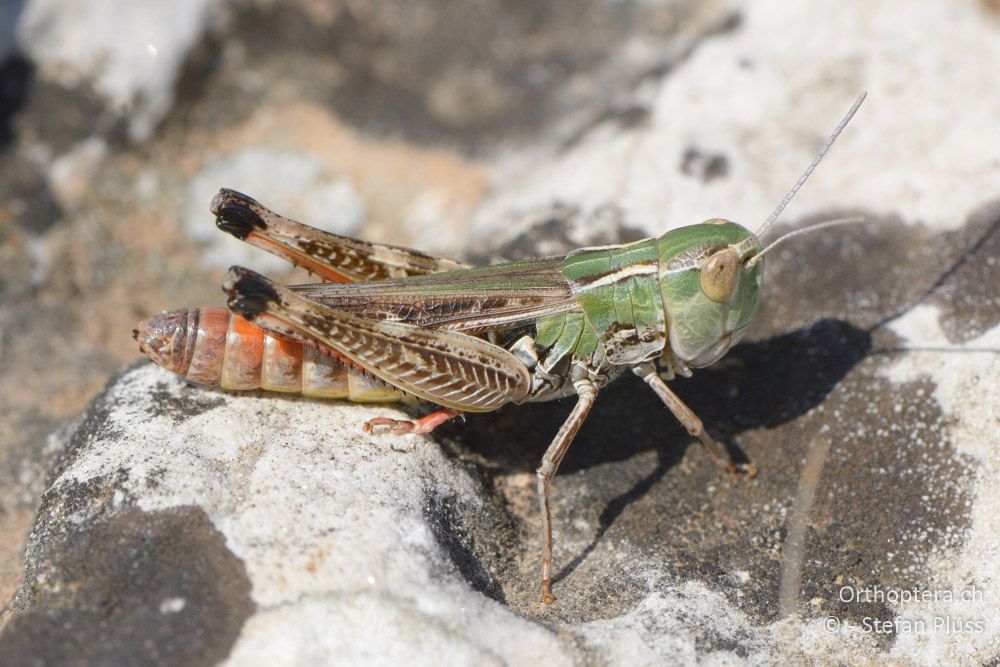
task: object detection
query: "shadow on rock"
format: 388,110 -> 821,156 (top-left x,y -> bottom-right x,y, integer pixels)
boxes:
435,318 -> 873,604
447,317 -> 871,476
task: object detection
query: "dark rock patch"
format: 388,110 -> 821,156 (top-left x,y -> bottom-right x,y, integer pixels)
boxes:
0,54 -> 33,150
146,379 -> 227,425
170,1 -> 713,154
1,503 -> 253,667
0,155 -> 62,235
926,200 -> 1000,342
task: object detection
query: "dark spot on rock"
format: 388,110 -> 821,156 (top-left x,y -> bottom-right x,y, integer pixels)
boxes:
795,374 -> 973,639
0,156 -> 63,235
713,10 -> 744,35
559,10 -> 744,154
11,76 -> 123,155
0,55 -> 33,150
0,504 -> 254,667
167,20 -> 224,127
146,381 -> 226,425
145,467 -> 168,489
758,213 -> 933,335
38,470 -> 135,533
681,146 -> 730,182
760,204 -> 1000,342
558,105 -> 651,151
607,105 -> 650,131
636,10 -> 743,85
695,627 -> 752,658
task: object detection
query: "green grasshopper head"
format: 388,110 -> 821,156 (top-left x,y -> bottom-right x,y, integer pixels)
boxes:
651,93 -> 867,369
656,220 -> 764,368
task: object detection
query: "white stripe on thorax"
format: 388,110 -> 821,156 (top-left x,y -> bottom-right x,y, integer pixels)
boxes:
573,262 -> 658,290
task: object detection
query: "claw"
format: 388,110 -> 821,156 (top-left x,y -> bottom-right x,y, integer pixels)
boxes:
720,460 -> 757,478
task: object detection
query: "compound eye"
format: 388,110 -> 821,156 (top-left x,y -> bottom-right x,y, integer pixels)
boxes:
700,247 -> 739,302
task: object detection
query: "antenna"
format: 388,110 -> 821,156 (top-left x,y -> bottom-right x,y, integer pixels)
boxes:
745,216 -> 864,267
755,92 -> 867,240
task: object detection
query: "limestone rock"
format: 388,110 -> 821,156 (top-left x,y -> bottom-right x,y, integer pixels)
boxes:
3,0 -> 1000,665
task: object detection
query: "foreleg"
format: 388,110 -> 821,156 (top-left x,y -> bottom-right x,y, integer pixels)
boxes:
633,362 -> 756,476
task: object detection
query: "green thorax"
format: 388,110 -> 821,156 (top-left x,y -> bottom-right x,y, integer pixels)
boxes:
562,238 -> 666,365
533,310 -> 604,373
540,221 -> 764,371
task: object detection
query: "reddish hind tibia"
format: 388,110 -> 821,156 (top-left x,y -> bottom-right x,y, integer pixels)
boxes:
363,408 -> 462,435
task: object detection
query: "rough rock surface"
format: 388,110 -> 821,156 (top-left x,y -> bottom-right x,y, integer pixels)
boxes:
2,0 -> 1000,665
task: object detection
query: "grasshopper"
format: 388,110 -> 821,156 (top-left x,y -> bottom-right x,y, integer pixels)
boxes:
136,93 -> 866,603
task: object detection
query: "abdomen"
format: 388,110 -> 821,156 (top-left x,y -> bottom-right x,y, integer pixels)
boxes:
135,307 -> 407,402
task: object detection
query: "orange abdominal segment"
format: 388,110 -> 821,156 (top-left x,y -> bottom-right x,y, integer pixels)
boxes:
136,306 -> 411,403
221,312 -> 265,390
261,335 -> 304,392
187,307 -> 229,385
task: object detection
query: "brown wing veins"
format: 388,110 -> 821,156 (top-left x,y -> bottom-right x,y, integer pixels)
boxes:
223,267 -> 531,411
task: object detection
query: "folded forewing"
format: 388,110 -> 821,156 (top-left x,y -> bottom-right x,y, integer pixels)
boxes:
223,267 -> 531,411
289,256 -> 580,333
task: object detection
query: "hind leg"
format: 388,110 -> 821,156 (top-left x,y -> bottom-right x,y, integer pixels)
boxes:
212,189 -> 467,282
363,408 -> 462,435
